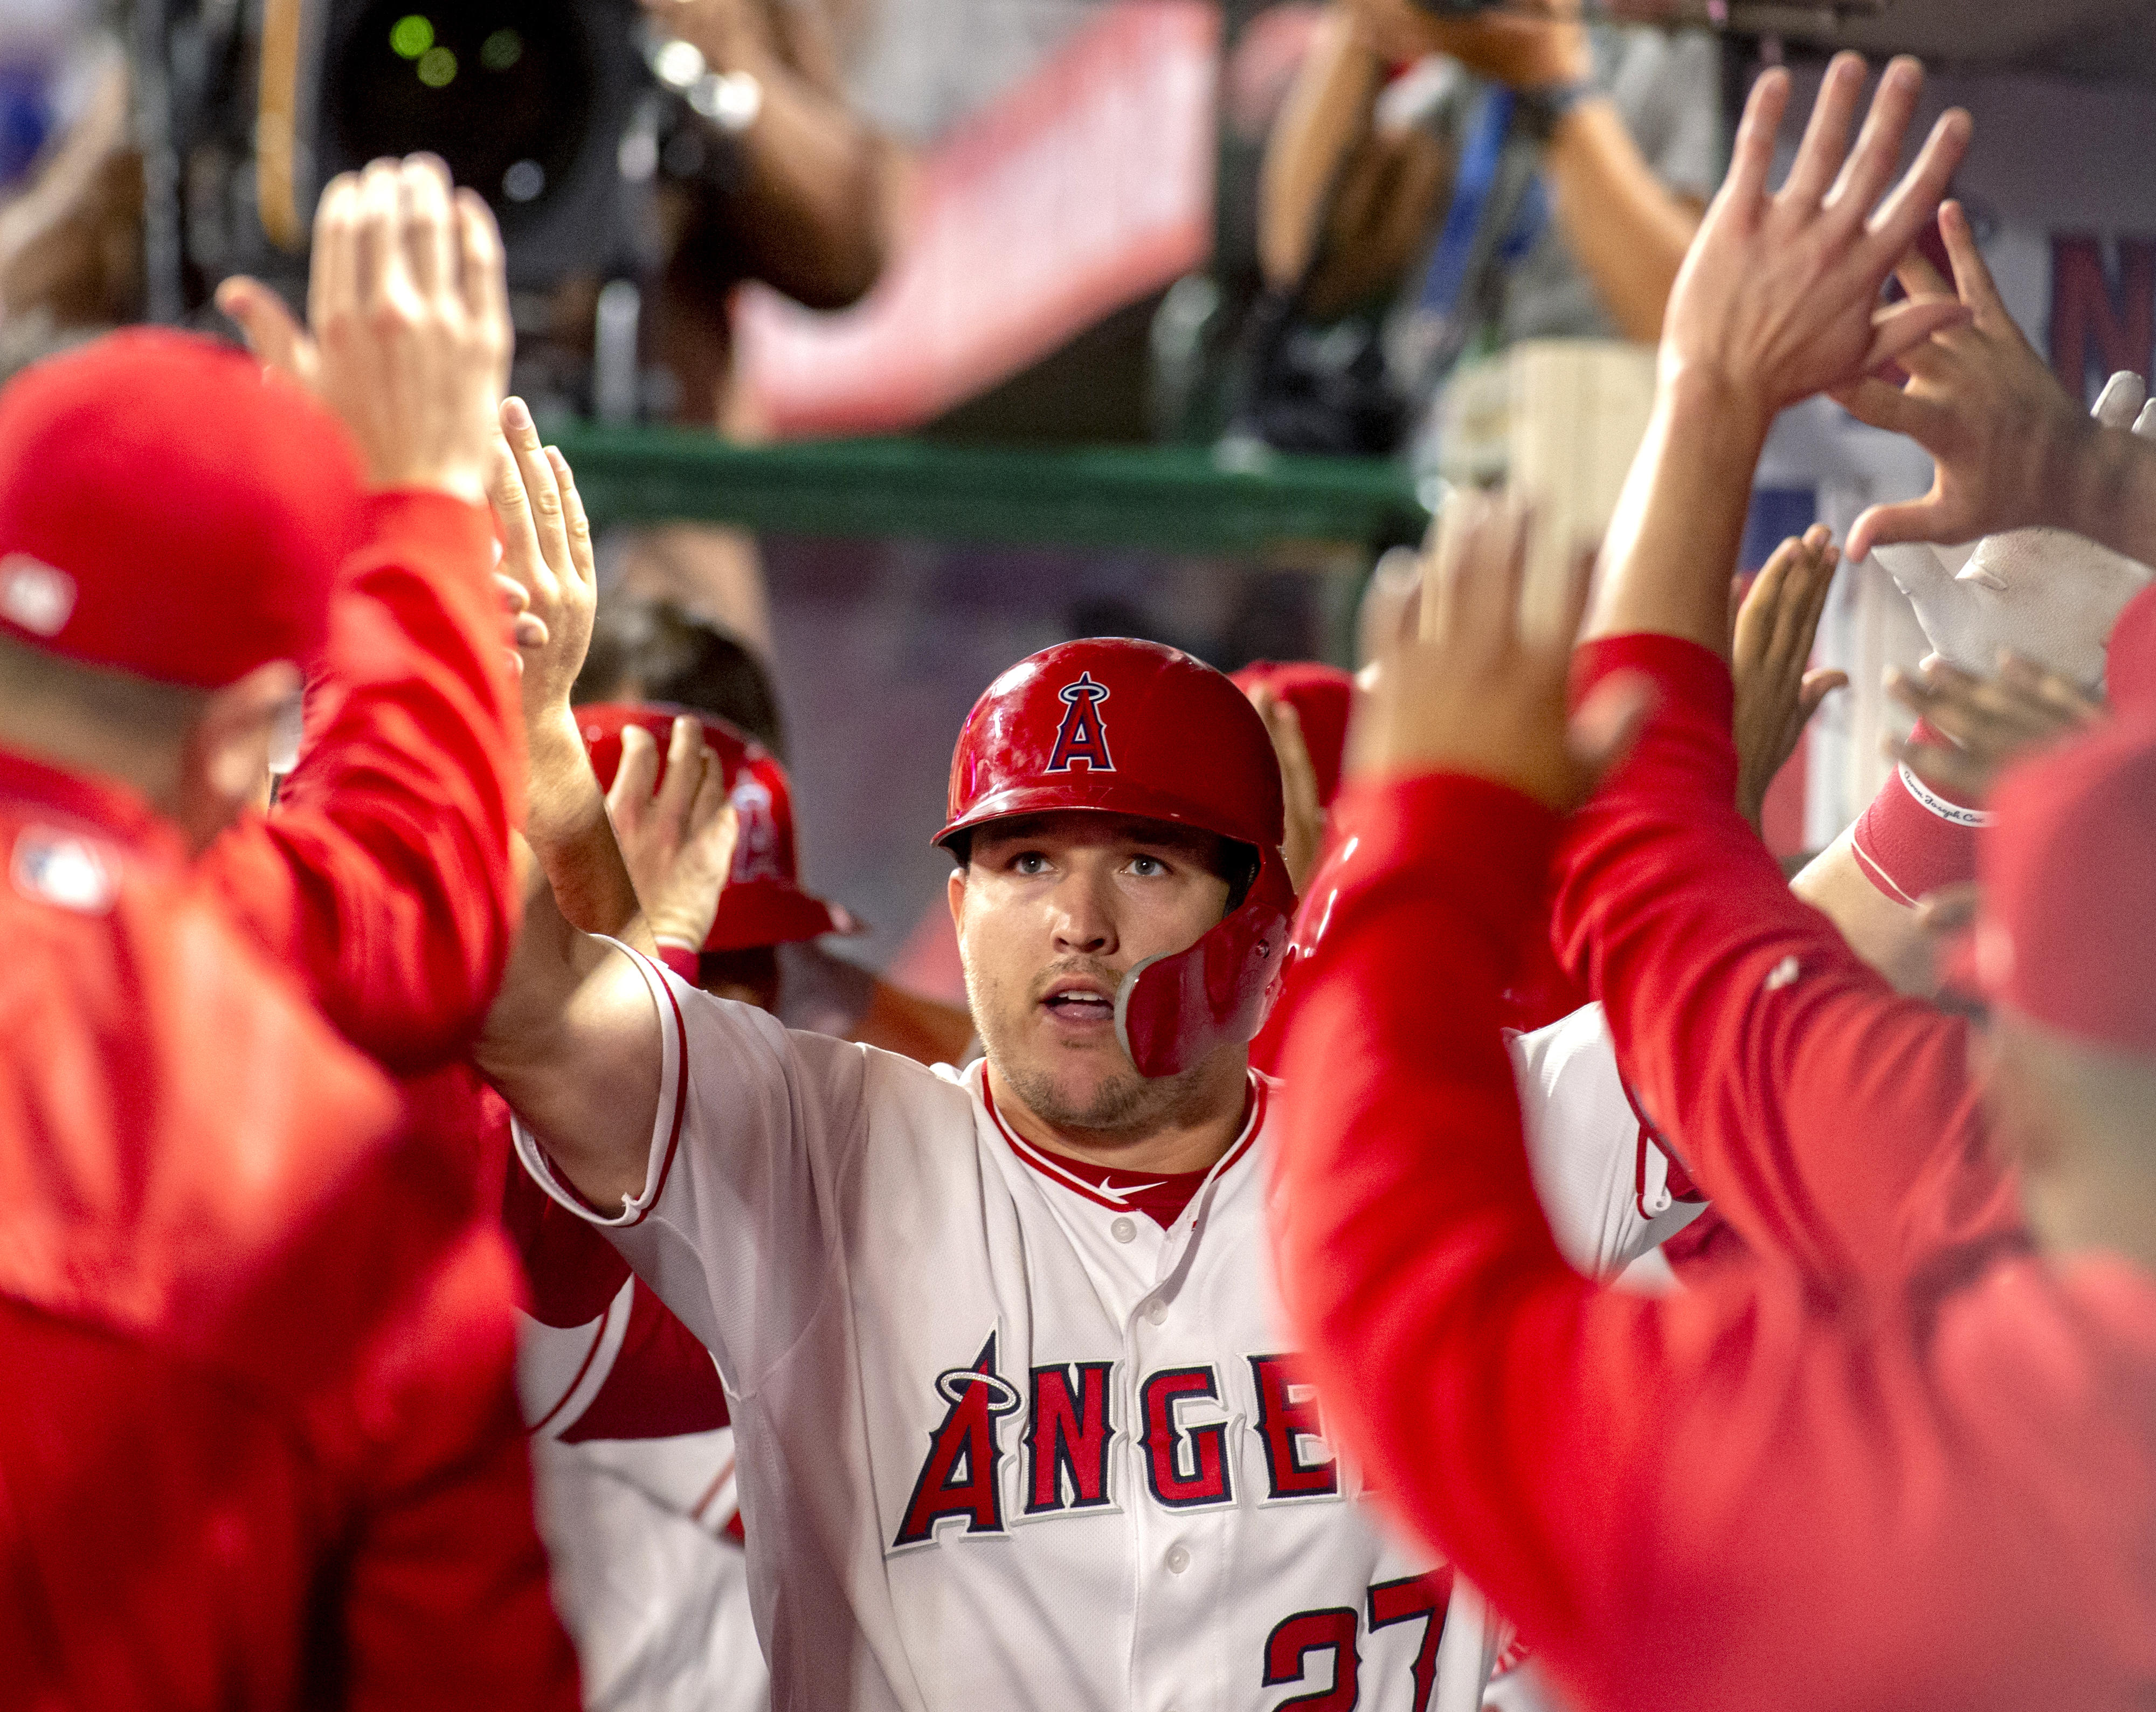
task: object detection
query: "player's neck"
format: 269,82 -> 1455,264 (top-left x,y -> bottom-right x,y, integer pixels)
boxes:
986,1053 -> 1252,1177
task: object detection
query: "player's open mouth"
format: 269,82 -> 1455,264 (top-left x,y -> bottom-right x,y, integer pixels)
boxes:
1041,984 -> 1115,1025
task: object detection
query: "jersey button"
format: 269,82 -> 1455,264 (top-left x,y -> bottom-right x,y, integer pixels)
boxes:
1110,1215 -> 1137,1244
1165,1544 -> 1191,1574
1144,1299 -> 1167,1326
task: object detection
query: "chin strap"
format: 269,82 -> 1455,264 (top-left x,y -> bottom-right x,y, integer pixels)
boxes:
1114,852 -> 1297,1079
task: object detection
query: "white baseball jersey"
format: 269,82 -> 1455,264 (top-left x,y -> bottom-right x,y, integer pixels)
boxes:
1508,1002 -> 1706,1280
512,956 -> 1699,1712
518,1278 -> 769,1712
515,944 -> 1499,1712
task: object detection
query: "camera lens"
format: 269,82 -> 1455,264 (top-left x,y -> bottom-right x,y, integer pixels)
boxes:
328,0 -> 595,228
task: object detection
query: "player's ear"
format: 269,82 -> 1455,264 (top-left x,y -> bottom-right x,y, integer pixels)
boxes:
947,864 -> 968,937
178,659 -> 302,852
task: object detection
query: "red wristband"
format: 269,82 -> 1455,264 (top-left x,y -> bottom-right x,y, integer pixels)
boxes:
1849,721 -> 1990,906
654,941 -> 700,985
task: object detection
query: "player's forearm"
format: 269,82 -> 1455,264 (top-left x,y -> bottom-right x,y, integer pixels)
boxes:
1257,9 -> 1385,291
718,40 -> 890,310
1554,637 -> 2007,1285
1278,773 -> 1608,1652
525,707 -> 641,937
1543,99 -> 1699,346
477,860 -> 660,1213
1586,368 -> 1774,654
211,493 -> 522,1069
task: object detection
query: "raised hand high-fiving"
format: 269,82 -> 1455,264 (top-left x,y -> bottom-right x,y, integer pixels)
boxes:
217,154 -> 510,506
1662,54 -> 1971,427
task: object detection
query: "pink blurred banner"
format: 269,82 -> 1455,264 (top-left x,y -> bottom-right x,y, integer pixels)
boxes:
736,0 -> 1219,438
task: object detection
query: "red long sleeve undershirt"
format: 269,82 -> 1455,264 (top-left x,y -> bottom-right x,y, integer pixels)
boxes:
1272,771 -> 2152,1712
1549,634 -> 2022,1295
204,491 -> 524,1075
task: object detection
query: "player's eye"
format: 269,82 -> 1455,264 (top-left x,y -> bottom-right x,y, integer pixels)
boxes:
1128,854 -> 1169,878
1012,852 -> 1051,876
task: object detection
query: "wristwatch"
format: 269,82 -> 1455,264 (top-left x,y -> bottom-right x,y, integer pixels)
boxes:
1512,79 -> 1594,145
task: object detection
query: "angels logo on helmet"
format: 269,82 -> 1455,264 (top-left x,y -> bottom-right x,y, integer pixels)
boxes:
1045,673 -> 1115,774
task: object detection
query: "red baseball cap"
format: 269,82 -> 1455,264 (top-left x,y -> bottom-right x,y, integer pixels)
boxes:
0,329 -> 363,689
577,702 -> 863,952
1979,714 -> 2156,1054
1231,660 -> 1353,809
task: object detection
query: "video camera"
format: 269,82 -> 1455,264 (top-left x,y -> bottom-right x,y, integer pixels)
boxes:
146,0 -> 715,412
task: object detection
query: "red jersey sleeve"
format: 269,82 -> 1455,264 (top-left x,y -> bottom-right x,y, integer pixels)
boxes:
1548,634 -> 2019,1292
314,1221 -> 580,1712
1274,774 -> 2055,1712
205,491 -> 523,1075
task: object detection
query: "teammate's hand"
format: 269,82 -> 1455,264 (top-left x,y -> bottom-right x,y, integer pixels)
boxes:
1350,493 -> 1650,813
1841,206 -> 2117,563
1661,55 -> 1970,432
1885,653 -> 2105,804
1246,686 -> 1326,893
1855,350 -> 2155,685
217,155 -> 511,506
607,716 -> 740,951
1732,527 -> 1847,833
1339,0 -> 1590,91
492,398 -> 598,720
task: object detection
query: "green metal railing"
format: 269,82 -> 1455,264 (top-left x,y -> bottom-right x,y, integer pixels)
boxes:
549,427 -> 1431,562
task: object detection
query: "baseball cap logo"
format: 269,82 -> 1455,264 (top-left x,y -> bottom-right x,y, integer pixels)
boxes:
11,827 -> 116,915
1045,673 -> 1114,774
0,554 -> 77,638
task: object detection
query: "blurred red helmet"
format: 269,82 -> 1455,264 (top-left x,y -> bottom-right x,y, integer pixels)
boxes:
1980,712 -> 2156,1054
1230,659 -> 1353,809
0,328 -> 362,688
578,702 -> 863,952
937,638 -> 1296,1080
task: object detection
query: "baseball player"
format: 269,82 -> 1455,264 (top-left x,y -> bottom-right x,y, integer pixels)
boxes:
482,636 -> 1511,1711
512,702 -> 876,1712
0,321 -> 573,1703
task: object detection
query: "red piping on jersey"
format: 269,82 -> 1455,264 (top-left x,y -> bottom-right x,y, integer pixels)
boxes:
983,1072 -> 1267,1222
691,1453 -> 738,1532
627,955 -> 694,1226
527,1311 -> 612,1437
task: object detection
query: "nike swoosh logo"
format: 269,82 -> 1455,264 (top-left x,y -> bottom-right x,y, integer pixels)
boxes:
1103,1178 -> 1165,1196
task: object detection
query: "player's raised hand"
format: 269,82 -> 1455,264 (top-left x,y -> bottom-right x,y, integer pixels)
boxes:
606,716 -> 739,952
1246,686 -> 1325,892
1733,527 -> 1848,832
1885,652 -> 2105,804
218,154 -> 511,505
492,398 -> 598,719
1841,207 -> 2133,562
1663,54 -> 1970,430
1350,493 -> 1651,813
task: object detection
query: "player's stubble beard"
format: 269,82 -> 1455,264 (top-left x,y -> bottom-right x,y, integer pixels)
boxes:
966,954 -> 1206,1142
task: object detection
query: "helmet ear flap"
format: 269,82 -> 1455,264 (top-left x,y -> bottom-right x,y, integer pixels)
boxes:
1114,849 -> 1296,1078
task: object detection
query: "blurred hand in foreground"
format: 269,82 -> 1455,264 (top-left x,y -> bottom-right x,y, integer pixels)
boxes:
1886,653 -> 2105,805
1340,0 -> 1590,91
218,155 -> 511,506
1351,493 -> 1650,813
1732,526 -> 1848,833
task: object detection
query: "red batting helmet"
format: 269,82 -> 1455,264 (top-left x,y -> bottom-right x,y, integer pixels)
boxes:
0,329 -> 361,688
578,702 -> 863,952
1230,659 -> 1354,809
936,638 -> 1297,1079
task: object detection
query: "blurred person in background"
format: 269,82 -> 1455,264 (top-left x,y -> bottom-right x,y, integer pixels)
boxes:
611,0 -> 893,654
1245,0 -> 1711,453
